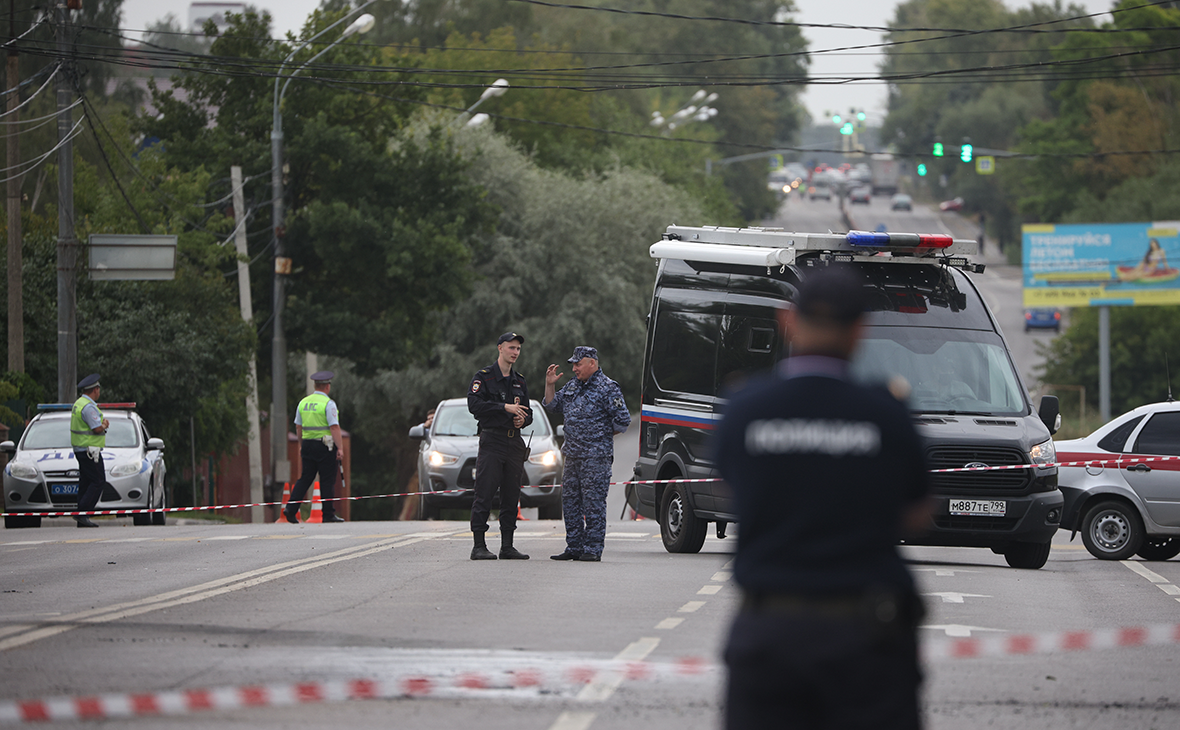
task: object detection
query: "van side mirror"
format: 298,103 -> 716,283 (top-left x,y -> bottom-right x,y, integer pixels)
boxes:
146,438 -> 165,451
408,424 -> 426,440
1038,395 -> 1060,435
0,440 -> 14,453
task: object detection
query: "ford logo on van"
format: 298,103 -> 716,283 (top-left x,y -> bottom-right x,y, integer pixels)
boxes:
964,462 -> 989,470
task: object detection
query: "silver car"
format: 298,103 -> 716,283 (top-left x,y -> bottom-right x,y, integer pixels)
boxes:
2,404 -> 168,528
408,398 -> 563,520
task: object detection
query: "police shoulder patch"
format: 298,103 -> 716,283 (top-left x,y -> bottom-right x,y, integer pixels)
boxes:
612,397 -> 625,409
471,380 -> 481,393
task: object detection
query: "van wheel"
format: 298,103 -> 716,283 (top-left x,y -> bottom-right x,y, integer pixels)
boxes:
1136,537 -> 1180,561
1004,541 -> 1051,569
1081,500 -> 1143,560
660,483 -> 707,554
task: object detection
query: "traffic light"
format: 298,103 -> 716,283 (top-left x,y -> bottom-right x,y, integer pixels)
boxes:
960,144 -> 973,163
840,122 -> 854,135
917,163 -> 927,177
856,111 -> 866,122
832,114 -> 842,125
932,142 -> 944,157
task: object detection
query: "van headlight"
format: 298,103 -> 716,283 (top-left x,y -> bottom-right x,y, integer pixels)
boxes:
528,450 -> 558,467
8,463 -> 37,479
1029,439 -> 1056,467
428,450 -> 459,467
109,462 -> 142,477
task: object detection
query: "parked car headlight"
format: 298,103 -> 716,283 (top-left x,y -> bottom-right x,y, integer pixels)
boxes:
1029,439 -> 1056,467
109,461 -> 142,477
428,450 -> 460,467
8,463 -> 37,479
528,450 -> 558,467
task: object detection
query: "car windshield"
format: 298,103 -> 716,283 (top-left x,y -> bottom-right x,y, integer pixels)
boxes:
21,417 -> 140,449
432,404 -> 550,437
851,327 -> 1026,416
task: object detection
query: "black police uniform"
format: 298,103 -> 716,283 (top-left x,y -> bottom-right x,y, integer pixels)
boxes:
714,355 -> 931,730
467,362 -> 533,537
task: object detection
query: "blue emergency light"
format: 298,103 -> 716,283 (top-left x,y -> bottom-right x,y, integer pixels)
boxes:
37,402 -> 137,411
845,231 -> 953,250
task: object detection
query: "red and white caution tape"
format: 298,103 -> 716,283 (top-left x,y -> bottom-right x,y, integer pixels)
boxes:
2,622 -> 1178,723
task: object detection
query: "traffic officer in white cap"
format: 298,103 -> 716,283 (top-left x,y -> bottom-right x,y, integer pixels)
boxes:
284,370 -> 346,523
71,373 -> 108,528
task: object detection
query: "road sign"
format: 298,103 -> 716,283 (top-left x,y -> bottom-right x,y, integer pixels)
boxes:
976,156 -> 995,175
88,234 -> 177,281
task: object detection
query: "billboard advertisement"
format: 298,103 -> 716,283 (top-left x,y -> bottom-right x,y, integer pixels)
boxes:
1023,222 -> 1180,307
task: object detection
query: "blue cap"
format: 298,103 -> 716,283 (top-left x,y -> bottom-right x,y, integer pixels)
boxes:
567,346 -> 598,363
497,332 -> 524,345
311,370 -> 335,383
78,373 -> 101,391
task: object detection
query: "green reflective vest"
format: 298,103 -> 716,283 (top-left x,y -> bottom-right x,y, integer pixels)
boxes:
298,392 -> 332,440
71,397 -> 105,449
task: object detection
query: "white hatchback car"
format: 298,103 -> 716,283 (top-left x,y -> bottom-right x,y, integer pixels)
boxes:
2,404 -> 168,528
1056,401 -> 1180,560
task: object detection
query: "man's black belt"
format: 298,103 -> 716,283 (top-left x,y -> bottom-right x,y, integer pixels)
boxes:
479,427 -> 521,438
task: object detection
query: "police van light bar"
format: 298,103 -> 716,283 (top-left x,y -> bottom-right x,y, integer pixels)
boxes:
99,403 -> 137,409
36,402 -> 137,411
846,231 -> 953,249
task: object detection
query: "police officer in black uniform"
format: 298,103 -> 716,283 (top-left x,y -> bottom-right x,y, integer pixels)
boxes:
467,332 -> 532,560
714,266 -> 934,730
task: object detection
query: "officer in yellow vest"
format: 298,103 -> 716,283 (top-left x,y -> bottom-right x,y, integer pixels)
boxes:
71,373 -> 109,528
283,370 -> 346,523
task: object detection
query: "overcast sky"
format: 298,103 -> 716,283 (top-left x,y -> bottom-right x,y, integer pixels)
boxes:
119,0 -> 1117,125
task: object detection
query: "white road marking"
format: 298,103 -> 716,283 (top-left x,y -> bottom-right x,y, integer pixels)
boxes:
711,571 -> 732,582
605,532 -> 648,538
99,538 -> 156,543
549,712 -> 597,730
1122,560 -> 1169,583
548,638 -> 661,730
698,585 -> 721,595
202,535 -> 253,541
1160,584 -> 1180,596
678,601 -> 706,613
922,624 -> 1006,638
924,592 -> 991,604
0,533 -> 443,652
655,618 -> 684,630
913,568 -> 980,577
303,535 -> 350,540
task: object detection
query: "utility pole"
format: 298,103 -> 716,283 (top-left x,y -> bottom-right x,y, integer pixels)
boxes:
55,0 -> 78,401
6,0 -> 22,373
231,166 -> 264,523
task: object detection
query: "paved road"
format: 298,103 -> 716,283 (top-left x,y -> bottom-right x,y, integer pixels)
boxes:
2,519 -> 1179,728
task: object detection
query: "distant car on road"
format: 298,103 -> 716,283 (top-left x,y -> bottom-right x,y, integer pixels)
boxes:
848,186 -> 872,205
1056,401 -> 1180,561
890,193 -> 913,211
1024,307 -> 1062,333
408,398 -> 564,520
939,197 -> 965,212
808,184 -> 832,201
2,403 -> 167,528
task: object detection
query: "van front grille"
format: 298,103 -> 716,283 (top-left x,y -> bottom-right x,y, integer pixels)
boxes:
926,445 -> 1030,491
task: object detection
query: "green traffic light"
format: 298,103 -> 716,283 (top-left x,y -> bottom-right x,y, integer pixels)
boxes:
856,112 -> 866,121
832,115 -> 842,125
841,123 -> 854,135
917,163 -> 927,177
933,142 -> 944,157
960,144 -> 973,163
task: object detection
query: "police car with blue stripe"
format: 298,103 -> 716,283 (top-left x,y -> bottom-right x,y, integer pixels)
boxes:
628,225 -> 1064,568
2,403 -> 167,528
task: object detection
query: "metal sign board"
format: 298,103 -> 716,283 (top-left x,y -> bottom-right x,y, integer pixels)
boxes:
1022,222 -> 1180,307
975,156 -> 995,175
88,234 -> 177,281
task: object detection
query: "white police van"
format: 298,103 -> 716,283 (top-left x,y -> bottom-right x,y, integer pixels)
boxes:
626,225 -> 1064,569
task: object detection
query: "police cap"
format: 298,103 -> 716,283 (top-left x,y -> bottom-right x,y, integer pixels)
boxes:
567,346 -> 598,363
497,332 -> 524,345
796,265 -> 869,325
311,370 -> 335,383
77,373 -> 101,391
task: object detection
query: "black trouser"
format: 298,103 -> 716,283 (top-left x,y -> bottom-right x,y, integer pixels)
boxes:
725,595 -> 924,730
289,439 -> 339,518
75,449 -> 106,515
470,431 -> 526,534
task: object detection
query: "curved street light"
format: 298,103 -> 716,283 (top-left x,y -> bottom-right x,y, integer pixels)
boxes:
270,2 -> 376,489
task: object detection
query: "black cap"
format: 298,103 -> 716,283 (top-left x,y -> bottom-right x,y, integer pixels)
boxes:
497,332 -> 524,345
796,266 -> 868,325
310,370 -> 335,383
78,373 -> 101,391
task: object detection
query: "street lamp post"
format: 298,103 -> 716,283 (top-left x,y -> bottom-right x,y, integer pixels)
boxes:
270,5 -> 375,490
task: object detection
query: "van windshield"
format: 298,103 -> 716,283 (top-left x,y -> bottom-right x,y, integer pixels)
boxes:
851,327 -> 1026,416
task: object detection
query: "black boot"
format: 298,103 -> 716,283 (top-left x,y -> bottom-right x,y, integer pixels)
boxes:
75,516 -> 99,528
471,531 -> 497,560
499,530 -> 529,560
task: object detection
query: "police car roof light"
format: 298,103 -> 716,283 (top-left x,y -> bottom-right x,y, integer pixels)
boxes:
99,403 -> 137,409
36,404 -> 73,411
846,231 -> 953,249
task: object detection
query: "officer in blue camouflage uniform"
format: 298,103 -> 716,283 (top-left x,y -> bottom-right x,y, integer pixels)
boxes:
543,346 -> 631,562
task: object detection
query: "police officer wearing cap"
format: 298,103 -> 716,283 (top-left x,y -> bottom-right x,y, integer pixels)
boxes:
714,266 -> 934,729
71,373 -> 109,528
467,332 -> 532,560
543,346 -> 630,562
284,370 -> 346,523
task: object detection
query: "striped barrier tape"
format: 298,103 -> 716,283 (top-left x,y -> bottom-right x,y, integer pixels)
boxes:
2,622 -> 1178,723
4,454 -> 1176,519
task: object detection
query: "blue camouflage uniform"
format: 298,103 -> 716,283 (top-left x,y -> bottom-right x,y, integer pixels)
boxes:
544,347 -> 631,559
